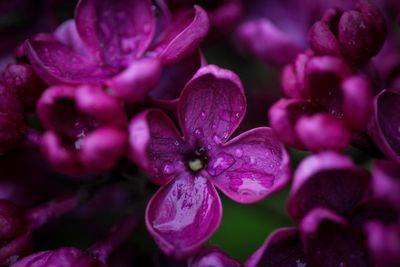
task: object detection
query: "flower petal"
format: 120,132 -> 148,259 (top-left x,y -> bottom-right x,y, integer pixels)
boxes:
128,109 -> 185,185
189,247 -> 240,267
365,221 -> 400,267
146,172 -> 222,258
371,160 -> 400,211
288,152 -> 371,221
211,127 -> 290,204
75,0 -> 156,67
300,208 -> 369,267
235,19 -> 303,67
149,6 -> 209,65
178,65 -> 246,146
25,40 -> 110,85
268,98 -> 318,150
368,90 -> 400,164
295,113 -> 352,152
11,251 -> 52,267
148,50 -> 203,108
245,228 -> 309,267
106,58 -> 161,103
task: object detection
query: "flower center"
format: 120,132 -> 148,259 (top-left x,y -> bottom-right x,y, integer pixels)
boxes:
185,145 -> 208,173
188,158 -> 204,172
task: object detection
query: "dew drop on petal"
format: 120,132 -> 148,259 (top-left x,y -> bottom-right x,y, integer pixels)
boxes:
235,148 -> 243,158
207,153 -> 235,176
213,135 -> 222,144
211,123 -> 217,130
193,128 -> 204,138
161,161 -> 175,175
200,111 -> 207,120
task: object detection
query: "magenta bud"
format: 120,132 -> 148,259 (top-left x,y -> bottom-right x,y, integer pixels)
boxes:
1,63 -> 46,111
309,0 -> 386,66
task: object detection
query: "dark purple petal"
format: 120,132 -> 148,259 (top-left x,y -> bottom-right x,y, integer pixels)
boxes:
236,19 -> 303,67
54,19 -> 93,60
25,40 -> 111,85
308,8 -> 343,58
76,0 -> 156,68
341,76 -> 373,131
281,51 -> 313,99
245,228 -> 310,267
338,0 -> 386,66
149,6 -> 209,65
295,113 -> 352,152
148,50 -> 203,108
128,109 -> 185,185
371,160 -> 400,210
146,172 -> 222,258
1,63 -> 46,111
178,65 -> 246,146
300,208 -> 369,267
0,200 -> 26,240
288,152 -> 371,221
11,251 -> 52,267
268,98 -> 318,150
211,127 -> 291,203
368,90 -> 400,164
0,84 -> 25,154
0,232 -> 31,266
106,59 -> 161,103
189,247 -> 240,267
365,221 -> 400,267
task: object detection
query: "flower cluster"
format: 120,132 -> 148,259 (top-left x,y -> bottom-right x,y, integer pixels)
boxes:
0,0 -> 399,266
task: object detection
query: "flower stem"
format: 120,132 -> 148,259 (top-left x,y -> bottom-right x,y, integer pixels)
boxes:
26,194 -> 78,231
88,215 -> 138,263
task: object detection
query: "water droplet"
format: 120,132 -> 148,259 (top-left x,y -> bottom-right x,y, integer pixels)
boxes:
174,140 -> 180,146
213,135 -> 222,144
234,112 -> 240,118
222,132 -> 228,138
207,153 -> 235,176
161,161 -> 175,175
193,128 -> 204,138
235,148 -> 243,158
200,111 -> 207,120
206,145 -> 212,150
211,123 -> 217,130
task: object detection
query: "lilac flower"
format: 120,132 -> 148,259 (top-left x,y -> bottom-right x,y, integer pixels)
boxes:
368,89 -> 400,164
270,54 -> 373,151
36,84 -> 128,175
309,0 -> 386,66
128,65 -> 290,258
25,0 -> 209,103
0,83 -> 25,155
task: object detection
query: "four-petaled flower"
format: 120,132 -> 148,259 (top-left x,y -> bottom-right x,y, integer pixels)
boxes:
128,65 -> 290,257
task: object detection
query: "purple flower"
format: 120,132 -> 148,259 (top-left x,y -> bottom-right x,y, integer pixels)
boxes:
270,54 -> 373,151
128,65 -> 290,257
368,89 -> 400,164
25,0 -> 209,103
0,83 -> 25,155
36,84 -> 127,175
309,0 -> 386,66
